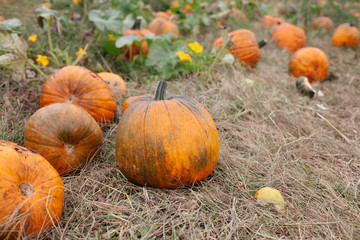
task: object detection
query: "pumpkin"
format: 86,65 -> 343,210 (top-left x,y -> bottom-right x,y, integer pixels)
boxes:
122,94 -> 151,113
312,16 -> 333,31
272,23 -> 306,51
331,23 -> 360,50
0,16 -> 4,22
262,15 -> 284,29
115,81 -> 219,189
24,103 -> 103,175
41,2 -> 51,8
212,29 -> 262,67
97,72 -> 126,97
170,0 -> 192,14
0,140 -> 64,237
147,17 -> 180,36
121,18 -> 152,59
289,47 -> 329,83
39,65 -> 116,124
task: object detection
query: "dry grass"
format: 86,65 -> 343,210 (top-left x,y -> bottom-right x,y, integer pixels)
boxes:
1,1 -> 360,239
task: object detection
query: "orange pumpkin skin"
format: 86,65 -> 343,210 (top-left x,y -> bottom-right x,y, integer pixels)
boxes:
289,47 -> 329,83
147,18 -> 180,36
115,81 -> 219,189
0,140 -> 64,237
331,23 -> 360,50
263,15 -> 284,29
212,29 -> 261,67
97,72 -> 126,97
41,2 -> 51,8
24,103 -> 103,175
312,16 -> 334,31
0,16 -> 4,22
122,94 -> 151,113
39,65 -> 116,124
121,28 -> 152,59
272,23 -> 306,51
155,11 -> 170,20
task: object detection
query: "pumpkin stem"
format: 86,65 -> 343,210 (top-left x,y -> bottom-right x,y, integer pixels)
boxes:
154,80 -> 167,101
258,39 -> 267,48
19,182 -> 34,198
131,17 -> 142,30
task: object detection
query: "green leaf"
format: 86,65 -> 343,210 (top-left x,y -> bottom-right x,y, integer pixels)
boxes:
0,33 -> 27,81
88,9 -> 123,33
201,16 -> 211,26
115,34 -> 140,48
0,19 -> 23,34
36,6 -> 59,21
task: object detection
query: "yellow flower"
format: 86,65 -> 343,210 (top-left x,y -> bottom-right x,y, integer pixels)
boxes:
36,55 -> 49,67
76,47 -> 87,57
176,51 -> 192,63
73,0 -> 82,4
188,41 -> 203,53
28,34 -> 37,43
108,34 -> 116,41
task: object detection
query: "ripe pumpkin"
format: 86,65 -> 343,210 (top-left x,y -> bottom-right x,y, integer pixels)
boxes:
97,72 -> 126,97
0,16 -> 4,22
262,15 -> 284,29
121,17 -> 152,59
272,23 -> 306,51
115,81 -> 219,189
39,65 -> 116,124
331,23 -> 360,50
312,16 -> 334,31
41,2 -> 51,8
147,17 -> 180,36
0,140 -> 64,237
122,94 -> 151,113
212,29 -> 262,67
289,47 -> 329,82
24,103 -> 103,175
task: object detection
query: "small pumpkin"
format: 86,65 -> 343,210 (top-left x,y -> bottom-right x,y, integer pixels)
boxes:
0,16 -> 4,22
41,2 -> 51,8
312,16 -> 334,31
331,23 -> 360,50
24,103 -> 103,175
122,94 -> 151,113
212,29 -> 263,67
121,17 -> 152,60
40,65 -> 117,124
0,140 -> 64,237
147,17 -> 180,36
115,81 -> 219,189
97,72 -> 126,97
262,15 -> 284,29
289,47 -> 329,82
272,23 -> 306,51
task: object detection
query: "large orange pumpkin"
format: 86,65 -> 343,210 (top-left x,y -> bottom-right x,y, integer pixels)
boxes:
331,23 -> 360,50
115,81 -> 219,189
289,47 -> 329,83
0,140 -> 64,237
39,65 -> 116,124
212,29 -> 262,67
121,18 -> 152,60
147,17 -> 180,36
155,11 -> 170,20
272,23 -> 306,51
312,16 -> 334,31
24,103 -> 103,175
262,15 -> 284,29
97,72 -> 126,97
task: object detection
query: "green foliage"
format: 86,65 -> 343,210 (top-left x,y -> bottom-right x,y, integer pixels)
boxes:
0,18 -> 23,34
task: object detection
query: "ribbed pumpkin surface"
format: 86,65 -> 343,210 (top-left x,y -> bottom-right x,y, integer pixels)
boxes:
331,23 -> 360,50
272,23 -> 306,51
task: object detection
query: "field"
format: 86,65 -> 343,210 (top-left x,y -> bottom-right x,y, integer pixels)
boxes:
1,0 -> 360,239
